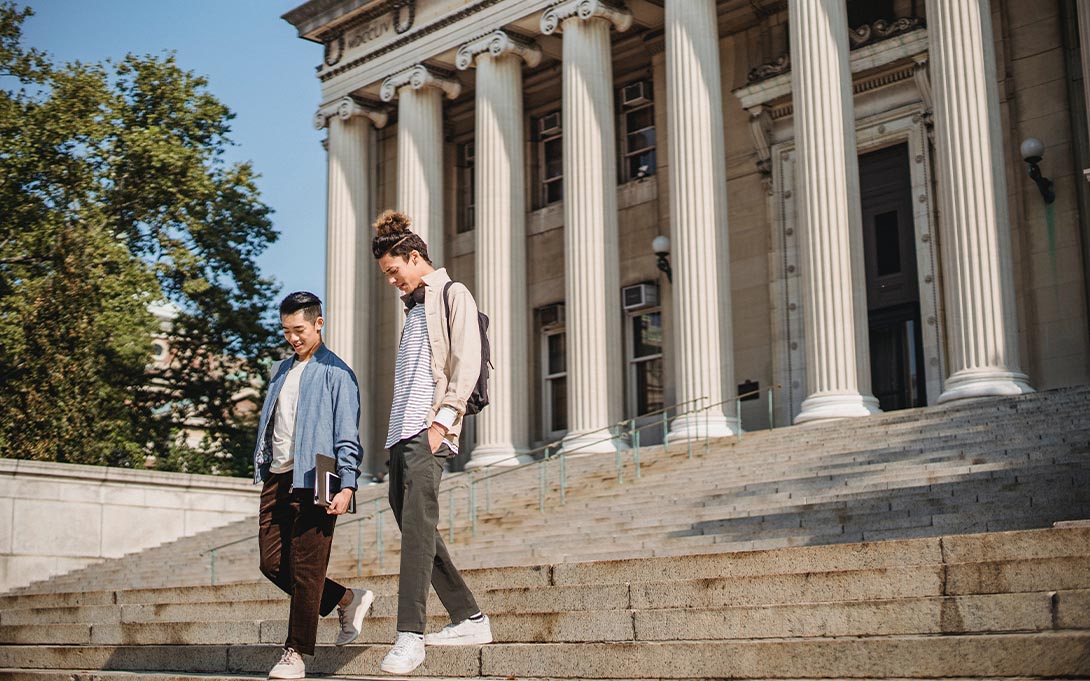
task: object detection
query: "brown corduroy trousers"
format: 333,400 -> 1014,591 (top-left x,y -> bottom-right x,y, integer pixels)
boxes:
258,471 -> 347,656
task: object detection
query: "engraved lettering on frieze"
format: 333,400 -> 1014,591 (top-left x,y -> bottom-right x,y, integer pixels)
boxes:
347,18 -> 393,50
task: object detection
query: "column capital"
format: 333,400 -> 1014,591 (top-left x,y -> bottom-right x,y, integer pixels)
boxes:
314,96 -> 387,130
456,30 -> 542,71
380,64 -> 462,102
540,0 -> 633,35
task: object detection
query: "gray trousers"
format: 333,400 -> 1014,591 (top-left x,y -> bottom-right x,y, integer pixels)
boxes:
388,429 -> 479,633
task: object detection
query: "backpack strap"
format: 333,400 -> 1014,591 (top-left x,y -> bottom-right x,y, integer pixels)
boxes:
442,280 -> 455,345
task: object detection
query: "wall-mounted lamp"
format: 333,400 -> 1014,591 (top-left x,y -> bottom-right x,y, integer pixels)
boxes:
652,235 -> 672,283
1020,137 -> 1056,204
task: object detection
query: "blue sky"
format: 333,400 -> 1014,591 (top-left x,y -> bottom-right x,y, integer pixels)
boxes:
23,0 -> 330,303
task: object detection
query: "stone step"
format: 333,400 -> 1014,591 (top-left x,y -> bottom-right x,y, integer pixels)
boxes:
1,672 -> 1080,681
2,632 -> 1088,677
6,526 -> 1082,614
0,589 -> 1073,645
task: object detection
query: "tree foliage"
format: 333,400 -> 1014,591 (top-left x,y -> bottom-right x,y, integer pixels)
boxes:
0,3 -> 280,475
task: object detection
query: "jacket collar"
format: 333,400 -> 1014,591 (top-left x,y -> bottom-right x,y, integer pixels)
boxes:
401,268 -> 451,309
422,267 -> 451,288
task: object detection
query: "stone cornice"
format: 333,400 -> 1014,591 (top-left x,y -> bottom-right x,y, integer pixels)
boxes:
318,0 -> 510,83
380,64 -> 462,101
540,0 -> 633,35
456,30 -> 542,70
314,96 -> 389,130
733,28 -> 929,110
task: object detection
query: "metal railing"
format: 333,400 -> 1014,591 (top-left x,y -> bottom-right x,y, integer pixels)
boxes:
201,386 -> 779,585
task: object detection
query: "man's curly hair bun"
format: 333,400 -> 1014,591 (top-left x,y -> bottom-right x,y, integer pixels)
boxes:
373,209 -> 412,237
372,209 -> 431,263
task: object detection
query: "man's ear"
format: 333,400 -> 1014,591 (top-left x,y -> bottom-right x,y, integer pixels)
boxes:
315,316 -> 325,332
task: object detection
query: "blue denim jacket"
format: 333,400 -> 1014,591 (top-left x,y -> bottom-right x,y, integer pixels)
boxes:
252,344 -> 363,490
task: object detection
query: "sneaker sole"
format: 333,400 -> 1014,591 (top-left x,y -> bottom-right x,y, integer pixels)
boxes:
380,659 -> 424,675
424,633 -> 493,646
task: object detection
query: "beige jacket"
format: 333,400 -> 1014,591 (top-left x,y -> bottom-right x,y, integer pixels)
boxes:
417,268 -> 482,443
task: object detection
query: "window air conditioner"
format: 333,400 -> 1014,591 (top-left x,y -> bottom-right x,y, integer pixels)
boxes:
538,112 -> 561,136
539,303 -> 565,328
621,81 -> 650,107
622,283 -> 659,311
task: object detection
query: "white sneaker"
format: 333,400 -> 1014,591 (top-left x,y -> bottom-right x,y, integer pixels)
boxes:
335,588 -> 374,646
424,615 -> 493,646
268,647 -> 305,679
380,632 -> 426,674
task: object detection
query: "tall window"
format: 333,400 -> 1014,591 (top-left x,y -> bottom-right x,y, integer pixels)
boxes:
539,305 -> 567,436
535,111 -> 563,207
619,80 -> 656,182
627,310 -> 664,417
457,141 -> 475,233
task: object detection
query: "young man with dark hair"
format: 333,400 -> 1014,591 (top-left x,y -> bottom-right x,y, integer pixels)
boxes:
253,291 -> 374,679
371,211 -> 493,675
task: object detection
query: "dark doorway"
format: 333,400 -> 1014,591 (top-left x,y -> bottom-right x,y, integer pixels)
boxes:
860,143 -> 926,411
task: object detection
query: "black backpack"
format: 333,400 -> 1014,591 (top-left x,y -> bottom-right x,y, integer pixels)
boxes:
442,281 -> 491,414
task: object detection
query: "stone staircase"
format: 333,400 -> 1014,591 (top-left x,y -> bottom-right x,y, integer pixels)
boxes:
1,387 -> 1088,679
0,525 -> 1088,678
7,386 -> 1090,594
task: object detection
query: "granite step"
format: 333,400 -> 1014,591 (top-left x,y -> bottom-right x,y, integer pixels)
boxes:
2,633 -> 1088,678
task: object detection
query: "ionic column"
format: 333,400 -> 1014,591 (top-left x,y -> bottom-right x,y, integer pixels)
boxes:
926,0 -> 1034,401
663,0 -> 739,440
541,1 -> 632,453
315,97 -> 387,464
456,32 -> 541,467
380,65 -> 461,265
789,0 -> 881,423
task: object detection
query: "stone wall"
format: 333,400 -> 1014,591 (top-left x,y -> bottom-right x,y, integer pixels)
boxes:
0,458 -> 258,593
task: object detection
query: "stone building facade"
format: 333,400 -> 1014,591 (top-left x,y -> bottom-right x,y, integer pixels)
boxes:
283,0 -> 1090,473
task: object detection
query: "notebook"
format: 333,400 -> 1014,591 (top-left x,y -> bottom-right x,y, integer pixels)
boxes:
314,452 -> 356,514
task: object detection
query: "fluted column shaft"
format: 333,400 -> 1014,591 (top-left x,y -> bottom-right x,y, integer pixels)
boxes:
322,106 -> 379,466
789,0 -> 881,423
926,0 -> 1034,401
467,50 -> 531,466
396,86 -> 445,264
664,0 -> 739,439
557,14 -> 625,452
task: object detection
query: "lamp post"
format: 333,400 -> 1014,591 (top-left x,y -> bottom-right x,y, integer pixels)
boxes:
652,234 -> 672,283
1020,137 -> 1056,204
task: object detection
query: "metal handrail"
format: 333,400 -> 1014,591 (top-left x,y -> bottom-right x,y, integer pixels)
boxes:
201,386 -> 779,584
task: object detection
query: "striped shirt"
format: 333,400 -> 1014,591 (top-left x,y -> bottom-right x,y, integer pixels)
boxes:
385,304 -> 459,453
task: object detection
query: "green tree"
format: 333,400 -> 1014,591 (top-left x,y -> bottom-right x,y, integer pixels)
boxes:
0,3 -> 280,474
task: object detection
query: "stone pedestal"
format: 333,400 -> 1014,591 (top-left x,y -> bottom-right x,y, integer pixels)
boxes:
456,32 -> 541,468
663,0 -> 740,441
316,97 -> 386,462
788,0 -> 881,424
542,1 -> 632,453
925,0 -> 1034,402
380,66 -> 461,265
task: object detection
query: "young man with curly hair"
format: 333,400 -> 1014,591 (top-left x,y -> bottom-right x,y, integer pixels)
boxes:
372,211 -> 493,675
